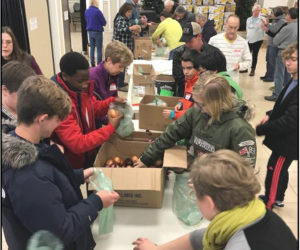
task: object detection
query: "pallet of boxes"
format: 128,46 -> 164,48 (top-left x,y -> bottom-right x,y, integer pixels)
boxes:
91,63 -> 188,208
179,0 -> 236,33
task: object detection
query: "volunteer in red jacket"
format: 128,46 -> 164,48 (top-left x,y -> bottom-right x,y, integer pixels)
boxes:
163,48 -> 199,120
51,52 -> 124,170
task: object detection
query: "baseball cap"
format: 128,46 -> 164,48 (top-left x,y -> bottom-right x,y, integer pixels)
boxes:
180,22 -> 202,42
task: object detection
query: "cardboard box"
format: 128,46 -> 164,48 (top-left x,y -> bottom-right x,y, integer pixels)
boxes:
139,95 -> 180,131
202,0 -> 214,5
132,64 -> 156,96
92,133 -> 187,208
154,74 -> 175,95
149,23 -> 159,36
134,37 -> 152,60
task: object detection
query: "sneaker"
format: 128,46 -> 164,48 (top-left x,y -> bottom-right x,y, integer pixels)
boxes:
274,200 -> 285,207
264,95 -> 277,102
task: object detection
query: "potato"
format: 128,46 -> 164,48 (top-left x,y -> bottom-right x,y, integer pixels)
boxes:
109,109 -> 119,118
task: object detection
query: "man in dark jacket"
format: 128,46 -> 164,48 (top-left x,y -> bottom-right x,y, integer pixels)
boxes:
2,75 -> 120,250
256,43 -> 298,210
195,13 -> 217,43
172,22 -> 220,96
174,5 -> 195,28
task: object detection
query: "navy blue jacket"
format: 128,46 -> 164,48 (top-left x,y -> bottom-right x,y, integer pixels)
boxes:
85,6 -> 106,32
256,79 -> 299,159
202,19 -> 217,43
2,126 -> 103,250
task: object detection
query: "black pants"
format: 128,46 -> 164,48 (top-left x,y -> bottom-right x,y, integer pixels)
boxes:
264,152 -> 293,209
249,40 -> 263,70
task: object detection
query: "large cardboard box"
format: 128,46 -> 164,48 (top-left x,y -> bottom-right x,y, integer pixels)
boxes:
92,133 -> 187,208
134,37 -> 152,60
139,95 -> 180,131
132,64 -> 156,96
149,23 -> 159,36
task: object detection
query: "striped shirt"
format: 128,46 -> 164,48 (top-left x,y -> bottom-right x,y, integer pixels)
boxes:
209,33 -> 252,72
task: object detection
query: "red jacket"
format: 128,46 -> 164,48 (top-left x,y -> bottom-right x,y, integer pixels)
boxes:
174,73 -> 199,119
51,73 -> 116,169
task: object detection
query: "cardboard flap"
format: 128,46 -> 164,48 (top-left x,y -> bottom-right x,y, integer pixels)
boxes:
101,168 -> 163,191
163,146 -> 187,169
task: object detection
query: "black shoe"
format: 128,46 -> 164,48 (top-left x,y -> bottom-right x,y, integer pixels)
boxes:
274,200 -> 285,207
258,195 -> 267,204
260,76 -> 266,80
239,69 -> 248,73
264,95 -> 277,102
263,78 -> 274,82
249,69 -> 255,76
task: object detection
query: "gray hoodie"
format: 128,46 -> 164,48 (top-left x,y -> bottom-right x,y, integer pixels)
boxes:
267,14 -> 286,47
273,20 -> 298,49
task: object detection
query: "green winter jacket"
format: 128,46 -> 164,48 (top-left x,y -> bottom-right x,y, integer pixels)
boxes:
140,99 -> 256,168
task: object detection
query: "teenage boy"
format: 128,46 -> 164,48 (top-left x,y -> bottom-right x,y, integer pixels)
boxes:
51,52 -> 125,170
163,49 -> 199,120
133,150 -> 296,250
2,60 -> 36,122
89,40 -> 133,100
2,75 -> 120,250
256,43 -> 298,209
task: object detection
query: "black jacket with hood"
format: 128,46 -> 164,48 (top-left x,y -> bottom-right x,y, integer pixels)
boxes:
2,122 -> 103,250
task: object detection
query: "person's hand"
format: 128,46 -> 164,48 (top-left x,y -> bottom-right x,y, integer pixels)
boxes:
260,115 -> 269,125
234,63 -> 239,71
132,238 -> 157,250
174,103 -> 182,112
155,39 -> 162,46
261,23 -> 268,31
108,111 -> 124,129
133,159 -> 146,168
130,25 -> 141,32
261,18 -> 269,26
114,97 -> 127,105
162,109 -> 172,118
96,190 -> 120,208
83,168 -> 94,182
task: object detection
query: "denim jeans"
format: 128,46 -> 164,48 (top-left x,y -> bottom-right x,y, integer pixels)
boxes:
88,31 -> 103,66
273,50 -> 291,97
265,46 -> 278,80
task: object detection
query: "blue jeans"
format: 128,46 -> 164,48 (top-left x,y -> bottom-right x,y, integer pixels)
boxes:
265,46 -> 278,80
88,31 -> 103,66
273,50 -> 291,97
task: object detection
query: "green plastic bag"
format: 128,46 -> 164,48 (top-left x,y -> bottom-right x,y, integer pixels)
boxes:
160,89 -> 174,96
110,103 -> 134,137
89,168 -> 114,235
172,172 -> 203,226
26,230 -> 63,250
146,95 -> 167,107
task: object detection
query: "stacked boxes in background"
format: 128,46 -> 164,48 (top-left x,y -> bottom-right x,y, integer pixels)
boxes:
179,0 -> 236,32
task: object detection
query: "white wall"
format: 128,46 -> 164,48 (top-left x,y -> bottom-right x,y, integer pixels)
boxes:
262,0 -> 296,8
48,0 -> 66,73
